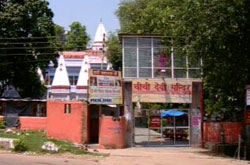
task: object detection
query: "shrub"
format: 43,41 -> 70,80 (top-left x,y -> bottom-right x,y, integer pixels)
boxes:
14,139 -> 28,152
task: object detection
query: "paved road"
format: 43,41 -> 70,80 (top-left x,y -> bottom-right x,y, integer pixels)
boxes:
0,147 -> 249,165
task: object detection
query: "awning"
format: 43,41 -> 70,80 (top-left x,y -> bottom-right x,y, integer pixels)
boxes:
161,109 -> 187,118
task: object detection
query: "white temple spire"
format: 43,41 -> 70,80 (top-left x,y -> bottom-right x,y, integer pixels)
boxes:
52,55 -> 70,86
77,56 -> 90,86
92,20 -> 107,51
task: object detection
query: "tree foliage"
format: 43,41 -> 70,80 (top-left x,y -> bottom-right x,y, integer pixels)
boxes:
175,0 -> 250,121
54,24 -> 66,51
65,22 -> 90,51
116,0 -> 181,35
116,0 -> 250,121
0,0 -> 57,98
105,32 -> 122,71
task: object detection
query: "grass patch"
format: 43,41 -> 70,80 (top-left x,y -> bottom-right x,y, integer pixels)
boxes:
49,139 -> 90,155
21,131 -> 47,152
0,129 -> 19,139
0,130 -> 98,155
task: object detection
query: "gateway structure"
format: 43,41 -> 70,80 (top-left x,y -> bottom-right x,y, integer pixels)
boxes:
120,34 -> 203,147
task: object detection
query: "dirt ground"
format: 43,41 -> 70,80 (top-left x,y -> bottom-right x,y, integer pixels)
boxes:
99,147 -> 248,165
0,147 -> 249,165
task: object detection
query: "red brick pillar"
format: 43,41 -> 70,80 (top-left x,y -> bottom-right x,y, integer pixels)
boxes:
99,116 -> 126,149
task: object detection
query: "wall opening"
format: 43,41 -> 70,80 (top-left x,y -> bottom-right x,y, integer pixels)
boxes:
89,105 -> 100,144
64,104 -> 71,114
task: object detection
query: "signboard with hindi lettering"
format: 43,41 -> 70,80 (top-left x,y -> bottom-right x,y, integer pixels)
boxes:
132,79 -> 193,103
88,70 -> 123,105
149,116 -> 161,129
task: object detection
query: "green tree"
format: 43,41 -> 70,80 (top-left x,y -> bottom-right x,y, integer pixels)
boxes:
0,0 -> 57,98
174,0 -> 250,121
54,24 -> 66,51
65,22 -> 90,51
105,32 -> 122,71
116,0 -> 181,35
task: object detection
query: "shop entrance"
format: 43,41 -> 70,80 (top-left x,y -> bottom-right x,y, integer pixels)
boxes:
134,109 -> 190,146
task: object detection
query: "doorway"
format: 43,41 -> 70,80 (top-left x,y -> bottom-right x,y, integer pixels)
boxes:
89,105 -> 100,144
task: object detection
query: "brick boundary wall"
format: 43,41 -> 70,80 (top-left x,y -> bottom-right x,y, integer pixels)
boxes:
203,122 -> 242,144
46,100 -> 88,144
0,116 -> 47,131
99,116 -> 126,149
19,117 -> 47,131
1,100 -> 88,145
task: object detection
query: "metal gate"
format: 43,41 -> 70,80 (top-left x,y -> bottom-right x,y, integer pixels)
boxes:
134,109 -> 190,146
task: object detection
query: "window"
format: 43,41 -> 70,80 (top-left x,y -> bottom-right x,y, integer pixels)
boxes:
45,75 -> 54,85
122,36 -> 202,79
64,104 -> 71,114
69,76 -> 78,85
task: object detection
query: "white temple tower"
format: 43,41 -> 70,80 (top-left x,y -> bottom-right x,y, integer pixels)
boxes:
92,20 -> 107,51
50,55 -> 70,100
75,56 -> 90,100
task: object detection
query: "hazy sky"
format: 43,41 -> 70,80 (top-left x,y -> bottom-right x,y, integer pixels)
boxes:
47,0 -> 121,42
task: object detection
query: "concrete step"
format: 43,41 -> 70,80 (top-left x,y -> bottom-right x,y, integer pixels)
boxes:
0,138 -> 17,149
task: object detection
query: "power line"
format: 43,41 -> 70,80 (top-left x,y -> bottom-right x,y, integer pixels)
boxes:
0,41 -> 88,45
0,47 -> 57,50
0,53 -> 57,57
0,42 -> 56,45
0,36 -> 59,40
0,59 -> 52,66
0,36 -> 92,41
0,46 -> 86,50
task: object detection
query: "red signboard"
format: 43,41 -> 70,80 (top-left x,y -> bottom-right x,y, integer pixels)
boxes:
149,116 -> 161,129
92,70 -> 120,77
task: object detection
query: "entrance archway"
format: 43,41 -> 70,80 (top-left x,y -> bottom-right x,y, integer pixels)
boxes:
123,81 -> 203,147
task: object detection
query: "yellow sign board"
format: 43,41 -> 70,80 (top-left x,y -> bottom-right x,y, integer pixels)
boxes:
89,70 -> 123,105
